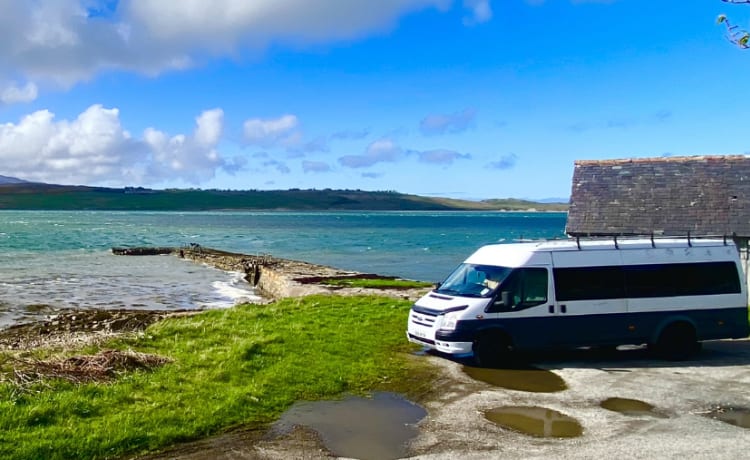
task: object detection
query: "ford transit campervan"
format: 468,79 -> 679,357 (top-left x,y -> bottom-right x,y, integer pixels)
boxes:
406,237 -> 749,364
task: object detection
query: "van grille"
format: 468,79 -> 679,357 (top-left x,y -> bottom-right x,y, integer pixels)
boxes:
410,309 -> 437,328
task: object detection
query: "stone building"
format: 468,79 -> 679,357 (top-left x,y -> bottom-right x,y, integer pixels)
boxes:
565,155 -> 750,285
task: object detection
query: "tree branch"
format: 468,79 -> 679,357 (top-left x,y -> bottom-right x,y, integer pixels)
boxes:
718,11 -> 750,49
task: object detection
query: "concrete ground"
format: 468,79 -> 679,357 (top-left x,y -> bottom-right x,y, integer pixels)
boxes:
409,339 -> 750,460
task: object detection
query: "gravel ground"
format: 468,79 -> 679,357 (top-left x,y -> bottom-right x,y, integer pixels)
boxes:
409,339 -> 750,460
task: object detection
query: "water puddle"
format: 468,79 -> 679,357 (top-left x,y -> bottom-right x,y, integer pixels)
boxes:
704,406 -> 750,429
271,392 -> 427,460
463,365 -> 567,393
484,406 -> 583,438
600,397 -> 665,417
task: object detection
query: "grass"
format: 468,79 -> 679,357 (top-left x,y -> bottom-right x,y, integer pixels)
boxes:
321,278 -> 434,289
0,295 -> 434,460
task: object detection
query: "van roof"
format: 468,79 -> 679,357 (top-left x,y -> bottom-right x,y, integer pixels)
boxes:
465,237 -> 736,267
508,237 -> 732,252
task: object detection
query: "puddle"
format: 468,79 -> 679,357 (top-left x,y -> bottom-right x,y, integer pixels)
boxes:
484,406 -> 583,438
704,407 -> 750,429
271,392 -> 427,460
463,365 -> 567,393
600,397 -> 665,417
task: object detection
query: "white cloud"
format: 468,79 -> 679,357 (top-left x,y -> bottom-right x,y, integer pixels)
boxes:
463,0 -> 492,25
417,148 -> 471,164
194,109 -> 224,146
0,105 -> 240,185
0,105 -> 142,184
262,160 -> 291,174
488,153 -> 519,170
0,0 -> 490,99
126,0 -> 450,47
243,114 -> 301,148
144,108 -> 244,183
1,81 -> 38,104
338,138 -> 403,168
420,108 -> 477,135
302,160 -> 332,173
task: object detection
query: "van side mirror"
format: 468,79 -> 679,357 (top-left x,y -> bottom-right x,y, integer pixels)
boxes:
434,282 -> 442,290
501,291 -> 513,307
487,291 -> 514,313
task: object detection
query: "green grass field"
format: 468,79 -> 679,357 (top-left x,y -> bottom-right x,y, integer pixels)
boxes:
320,278 -> 434,289
0,295 -> 434,460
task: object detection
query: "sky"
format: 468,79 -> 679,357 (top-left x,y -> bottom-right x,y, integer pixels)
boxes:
1,0 -> 750,201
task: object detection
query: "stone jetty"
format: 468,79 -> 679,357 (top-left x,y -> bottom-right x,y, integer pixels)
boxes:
112,245 -> 429,301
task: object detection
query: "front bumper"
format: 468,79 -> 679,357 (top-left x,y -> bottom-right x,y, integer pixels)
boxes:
407,332 -> 473,354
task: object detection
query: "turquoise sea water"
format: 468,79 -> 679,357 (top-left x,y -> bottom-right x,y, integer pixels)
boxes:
0,211 -> 567,327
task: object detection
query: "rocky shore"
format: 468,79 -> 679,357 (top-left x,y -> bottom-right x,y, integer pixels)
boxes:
0,246 -> 429,352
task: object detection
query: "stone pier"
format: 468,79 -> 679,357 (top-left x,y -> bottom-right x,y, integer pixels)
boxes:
112,246 -> 428,301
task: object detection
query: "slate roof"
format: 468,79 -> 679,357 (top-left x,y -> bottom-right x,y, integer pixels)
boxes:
566,155 -> 750,237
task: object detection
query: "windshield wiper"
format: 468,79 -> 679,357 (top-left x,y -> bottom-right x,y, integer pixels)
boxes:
435,288 -> 461,296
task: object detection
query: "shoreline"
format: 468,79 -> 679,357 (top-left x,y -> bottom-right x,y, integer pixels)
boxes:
0,246 -> 429,351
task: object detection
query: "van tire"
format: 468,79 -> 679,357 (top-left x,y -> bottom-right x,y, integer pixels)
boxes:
651,322 -> 700,360
473,331 -> 512,368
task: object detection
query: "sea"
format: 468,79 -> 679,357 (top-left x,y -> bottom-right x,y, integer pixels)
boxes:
0,210 -> 567,328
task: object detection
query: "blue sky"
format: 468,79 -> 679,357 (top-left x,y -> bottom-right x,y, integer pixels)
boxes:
1,0 -> 749,200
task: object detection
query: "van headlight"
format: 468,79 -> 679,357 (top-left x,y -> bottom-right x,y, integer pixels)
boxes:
440,311 -> 461,331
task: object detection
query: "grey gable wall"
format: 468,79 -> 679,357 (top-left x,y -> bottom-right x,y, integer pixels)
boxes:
566,155 -> 750,237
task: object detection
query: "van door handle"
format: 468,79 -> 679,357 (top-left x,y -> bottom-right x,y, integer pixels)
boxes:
548,305 -> 554,314
560,304 -> 567,314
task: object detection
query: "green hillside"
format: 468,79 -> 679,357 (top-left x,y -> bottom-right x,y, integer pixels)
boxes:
0,183 -> 568,211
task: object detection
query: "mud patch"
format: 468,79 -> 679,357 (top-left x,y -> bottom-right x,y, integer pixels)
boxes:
484,406 -> 583,438
463,365 -> 567,393
600,397 -> 665,417
270,392 -> 426,460
703,406 -> 750,429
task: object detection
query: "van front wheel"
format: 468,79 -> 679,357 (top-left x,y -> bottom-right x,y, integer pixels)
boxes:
651,322 -> 700,360
473,331 -> 512,368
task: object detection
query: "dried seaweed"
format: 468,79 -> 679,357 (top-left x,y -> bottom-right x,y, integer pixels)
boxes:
2,349 -> 172,391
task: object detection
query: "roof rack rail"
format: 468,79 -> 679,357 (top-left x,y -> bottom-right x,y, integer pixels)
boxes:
567,233 -> 736,250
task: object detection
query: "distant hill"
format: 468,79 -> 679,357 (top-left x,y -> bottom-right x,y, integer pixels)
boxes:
479,198 -> 568,211
0,182 -> 570,212
0,175 -> 28,185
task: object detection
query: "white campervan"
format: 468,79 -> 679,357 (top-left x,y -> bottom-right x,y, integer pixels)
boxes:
407,237 -> 749,364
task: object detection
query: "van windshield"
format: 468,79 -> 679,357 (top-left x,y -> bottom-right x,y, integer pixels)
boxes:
436,264 -> 513,298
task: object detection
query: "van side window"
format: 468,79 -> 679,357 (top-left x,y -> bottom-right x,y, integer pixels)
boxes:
624,262 -> 741,297
488,267 -> 548,312
554,262 -> 741,301
554,266 -> 625,301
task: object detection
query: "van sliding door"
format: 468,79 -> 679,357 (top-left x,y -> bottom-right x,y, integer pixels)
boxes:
551,251 -> 628,347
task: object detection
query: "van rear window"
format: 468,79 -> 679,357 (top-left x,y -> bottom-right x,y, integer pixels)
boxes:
554,262 -> 741,301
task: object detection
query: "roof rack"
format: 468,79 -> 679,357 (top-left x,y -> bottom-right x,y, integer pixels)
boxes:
573,233 -> 734,251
